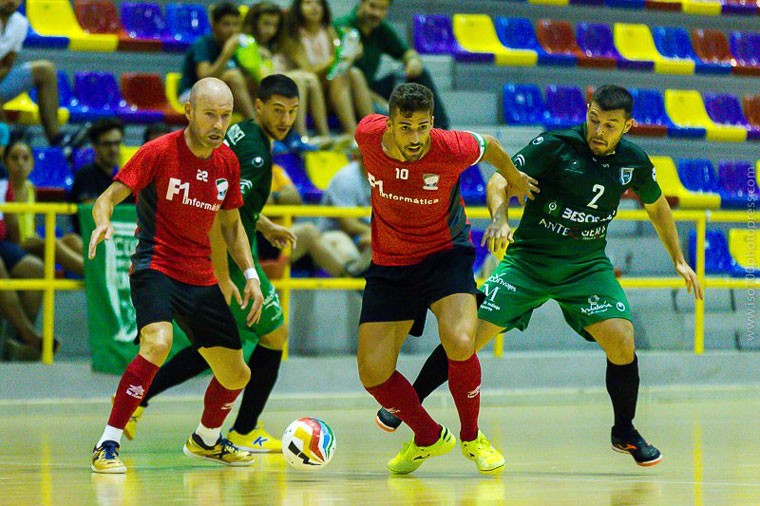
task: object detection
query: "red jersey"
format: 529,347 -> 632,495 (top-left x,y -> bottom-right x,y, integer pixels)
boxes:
115,130 -> 243,286
356,114 -> 485,266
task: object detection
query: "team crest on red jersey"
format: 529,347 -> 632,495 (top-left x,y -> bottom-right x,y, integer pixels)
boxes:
423,173 -> 439,190
216,178 -> 229,200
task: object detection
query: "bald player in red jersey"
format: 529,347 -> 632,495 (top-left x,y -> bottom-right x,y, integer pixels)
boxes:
356,83 -> 539,475
88,78 -> 264,474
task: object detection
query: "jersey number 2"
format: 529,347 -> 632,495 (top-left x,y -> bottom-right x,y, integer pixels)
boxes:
587,184 -> 605,209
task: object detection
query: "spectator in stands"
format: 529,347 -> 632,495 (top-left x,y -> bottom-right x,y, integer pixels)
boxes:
335,0 -> 450,129
242,1 -> 333,148
68,118 -> 132,234
5,139 -> 83,276
142,123 -> 175,145
0,154 -> 54,361
318,147 -> 371,270
178,2 -> 256,119
0,0 -> 67,146
279,0 -> 373,137
260,162 -> 366,277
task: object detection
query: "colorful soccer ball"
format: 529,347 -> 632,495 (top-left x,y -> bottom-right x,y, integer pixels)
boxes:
281,417 -> 336,471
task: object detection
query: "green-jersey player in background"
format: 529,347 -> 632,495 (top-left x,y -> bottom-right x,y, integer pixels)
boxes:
375,85 -> 703,467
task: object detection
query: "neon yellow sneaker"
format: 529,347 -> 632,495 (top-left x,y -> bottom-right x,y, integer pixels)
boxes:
387,425 -> 456,474
460,430 -> 505,475
182,433 -> 255,467
91,440 -> 127,474
110,395 -> 143,441
228,424 -> 282,453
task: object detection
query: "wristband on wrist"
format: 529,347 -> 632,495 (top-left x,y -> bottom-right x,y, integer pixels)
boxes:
244,267 -> 259,281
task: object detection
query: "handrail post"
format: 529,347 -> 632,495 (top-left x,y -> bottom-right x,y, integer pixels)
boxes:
41,211 -> 57,364
694,213 -> 707,355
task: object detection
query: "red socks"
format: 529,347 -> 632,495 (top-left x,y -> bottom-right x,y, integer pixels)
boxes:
366,371 -> 440,446
448,354 -> 481,441
108,354 -> 159,429
201,376 -> 242,429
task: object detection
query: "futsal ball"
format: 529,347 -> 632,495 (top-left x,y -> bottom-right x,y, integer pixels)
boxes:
281,417 -> 336,471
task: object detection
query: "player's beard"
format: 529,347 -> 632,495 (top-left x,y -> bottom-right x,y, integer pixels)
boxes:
397,139 -> 427,162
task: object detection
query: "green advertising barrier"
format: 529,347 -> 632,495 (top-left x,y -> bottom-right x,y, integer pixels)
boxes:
80,204 -> 253,374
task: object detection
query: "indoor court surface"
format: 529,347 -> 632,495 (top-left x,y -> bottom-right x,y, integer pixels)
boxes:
2,395 -> 759,505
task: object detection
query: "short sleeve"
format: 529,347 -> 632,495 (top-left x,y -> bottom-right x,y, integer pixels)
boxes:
221,156 -> 243,210
511,133 -> 563,179
631,157 -> 662,204
438,129 -> 485,170
378,22 -> 409,59
114,146 -> 159,193
0,14 -> 28,58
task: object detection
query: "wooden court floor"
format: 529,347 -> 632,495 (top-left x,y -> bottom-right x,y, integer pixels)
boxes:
1,396 -> 759,505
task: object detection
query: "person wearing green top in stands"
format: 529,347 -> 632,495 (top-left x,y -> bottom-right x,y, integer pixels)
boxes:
375,85 -> 703,469
334,0 -> 450,129
125,75 -> 301,454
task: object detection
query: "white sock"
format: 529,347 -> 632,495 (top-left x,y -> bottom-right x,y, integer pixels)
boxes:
97,425 -> 123,448
195,423 -> 221,447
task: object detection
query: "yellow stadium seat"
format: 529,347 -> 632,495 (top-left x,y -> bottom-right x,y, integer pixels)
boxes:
27,0 -> 118,52
453,14 -> 538,67
120,145 -> 139,168
649,155 -> 721,209
682,0 -> 722,15
165,72 -> 185,114
664,90 -> 747,143
304,151 -> 349,190
613,23 -> 694,75
728,229 -> 760,269
3,92 -> 69,125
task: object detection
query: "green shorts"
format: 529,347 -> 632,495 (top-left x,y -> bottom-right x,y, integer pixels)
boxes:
228,259 -> 284,345
478,255 -> 631,341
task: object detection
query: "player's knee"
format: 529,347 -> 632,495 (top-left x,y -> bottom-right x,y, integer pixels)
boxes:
607,323 -> 635,364
442,334 -> 475,361
139,330 -> 172,364
299,223 -> 319,243
357,357 -> 386,388
219,363 -> 251,390
32,60 -> 56,82
259,327 -> 287,350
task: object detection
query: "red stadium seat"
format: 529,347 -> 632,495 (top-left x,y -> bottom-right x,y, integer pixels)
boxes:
74,0 -> 120,35
120,73 -> 186,124
691,29 -> 735,69
743,94 -> 760,128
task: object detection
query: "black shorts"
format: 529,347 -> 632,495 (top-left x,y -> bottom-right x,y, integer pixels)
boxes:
130,269 -> 241,350
359,247 -> 485,337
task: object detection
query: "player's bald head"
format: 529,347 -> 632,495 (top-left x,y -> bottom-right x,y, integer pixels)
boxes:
188,77 -> 234,110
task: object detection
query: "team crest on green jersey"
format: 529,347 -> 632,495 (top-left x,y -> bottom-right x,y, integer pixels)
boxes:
620,167 -> 634,185
543,200 -> 561,217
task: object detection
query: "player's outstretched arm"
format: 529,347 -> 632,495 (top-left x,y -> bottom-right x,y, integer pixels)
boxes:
209,215 -> 240,306
218,208 -> 263,325
644,195 -> 704,300
483,173 -> 513,253
88,181 -> 132,260
481,134 -> 539,205
256,214 -> 297,250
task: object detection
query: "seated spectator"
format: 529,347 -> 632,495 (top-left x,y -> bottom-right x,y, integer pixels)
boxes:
259,163 -> 365,277
318,148 -> 371,271
0,1 -> 68,146
178,2 -> 256,119
68,118 -> 132,234
279,0 -> 373,137
0,158 -> 55,361
242,1 -> 332,148
5,139 -> 83,276
142,123 -> 175,145
335,0 -> 450,128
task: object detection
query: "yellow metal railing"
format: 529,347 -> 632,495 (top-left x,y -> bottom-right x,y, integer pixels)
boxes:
1,203 -> 757,363
0,202 -> 83,364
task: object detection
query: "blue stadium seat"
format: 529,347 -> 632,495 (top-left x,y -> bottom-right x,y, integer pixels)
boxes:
30,70 -> 79,116
677,158 -> 721,194
576,23 -> 623,69
703,93 -> 752,131
30,147 -> 73,190
460,164 -> 486,205
71,71 -> 124,121
629,88 -> 669,137
72,147 -> 95,172
162,3 -> 210,53
272,152 -> 322,204
688,229 -> 745,276
119,1 -> 166,51
495,17 -> 576,66
717,159 -> 754,209
729,31 -> 760,76
543,85 -> 585,129
652,26 -> 731,75
502,83 -> 546,126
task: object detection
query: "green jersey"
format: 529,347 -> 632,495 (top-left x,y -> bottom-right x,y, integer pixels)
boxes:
223,119 -> 272,243
509,124 -> 661,264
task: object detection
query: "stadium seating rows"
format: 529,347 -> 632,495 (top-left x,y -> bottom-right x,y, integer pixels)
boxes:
414,14 -> 760,76
503,83 -> 760,142
514,0 -> 758,18
688,228 -> 759,277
